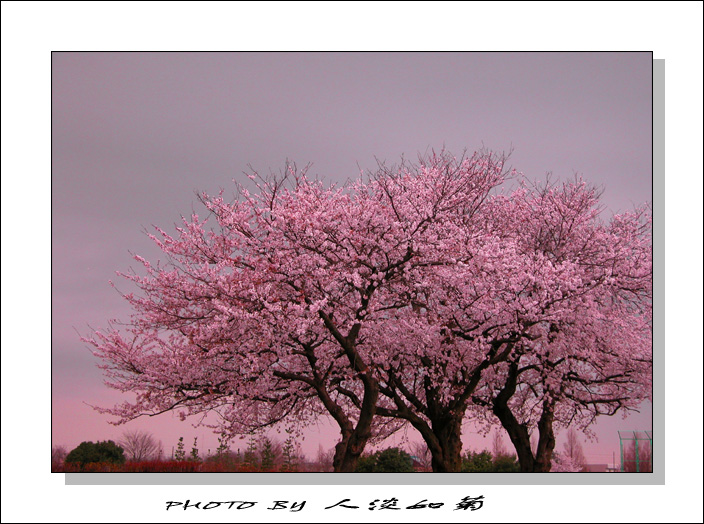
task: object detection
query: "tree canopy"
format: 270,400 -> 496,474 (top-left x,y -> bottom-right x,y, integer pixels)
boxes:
65,440 -> 126,467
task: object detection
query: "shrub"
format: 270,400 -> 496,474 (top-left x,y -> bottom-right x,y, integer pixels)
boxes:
461,450 -> 494,472
204,450 -> 240,471
354,447 -> 415,473
461,449 -> 520,472
492,454 -> 521,473
355,453 -> 377,473
65,440 -> 126,469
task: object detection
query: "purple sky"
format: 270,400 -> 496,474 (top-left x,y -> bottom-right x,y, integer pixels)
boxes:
52,52 -> 652,464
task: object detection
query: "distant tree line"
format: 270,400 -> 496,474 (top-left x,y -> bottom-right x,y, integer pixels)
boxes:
52,426 -> 600,473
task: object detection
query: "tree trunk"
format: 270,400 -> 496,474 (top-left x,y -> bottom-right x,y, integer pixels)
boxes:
491,360 -> 536,472
403,411 -> 465,472
316,314 -> 381,472
492,400 -> 535,472
333,431 -> 371,472
533,400 -> 556,472
491,362 -> 558,472
428,415 -> 464,472
492,406 -> 556,472
332,434 -> 353,472
331,374 -> 379,472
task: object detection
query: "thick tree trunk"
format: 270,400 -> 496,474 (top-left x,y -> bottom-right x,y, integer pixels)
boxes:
533,400 -> 556,472
403,411 -> 465,472
491,360 -> 536,472
491,362 -> 558,472
492,398 -> 535,471
492,407 -> 556,472
332,434 -> 353,472
380,374 -> 469,472
428,415 -> 464,472
494,415 -> 535,471
316,314 -> 381,472
331,374 -> 379,472
332,431 -> 371,472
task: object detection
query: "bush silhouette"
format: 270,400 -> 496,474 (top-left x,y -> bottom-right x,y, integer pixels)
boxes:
65,440 -> 126,467
461,450 -> 520,472
492,454 -> 520,472
355,447 -> 414,473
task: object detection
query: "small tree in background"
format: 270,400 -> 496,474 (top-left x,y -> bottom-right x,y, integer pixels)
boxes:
492,430 -> 508,458
315,444 -> 335,472
550,451 -> 583,472
216,435 -> 229,457
51,445 -> 68,471
189,437 -> 200,462
65,440 -> 125,468
562,428 -> 587,471
119,429 -> 160,462
280,431 -> 299,472
260,437 -> 276,471
243,435 -> 260,470
174,437 -> 186,461
204,435 -> 240,471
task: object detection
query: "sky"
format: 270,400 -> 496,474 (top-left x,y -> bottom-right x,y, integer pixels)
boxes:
51,51 -> 653,465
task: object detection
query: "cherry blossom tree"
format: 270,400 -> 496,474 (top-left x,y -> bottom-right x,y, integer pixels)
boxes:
304,150 -> 519,472
364,229 -> 539,472
469,178 -> 652,471
85,149 -> 510,472
366,176 -> 650,472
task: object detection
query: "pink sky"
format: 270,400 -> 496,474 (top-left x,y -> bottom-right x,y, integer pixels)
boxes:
52,52 -> 653,466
